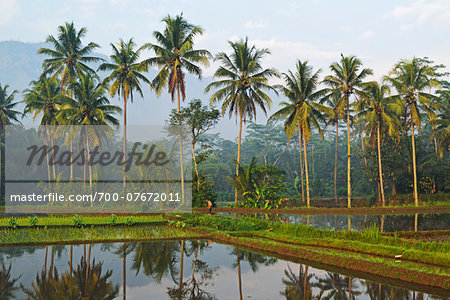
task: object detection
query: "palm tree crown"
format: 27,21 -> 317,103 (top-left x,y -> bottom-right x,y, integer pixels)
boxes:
142,13 -> 211,101
0,84 -> 21,127
206,37 -> 278,121
38,22 -> 103,90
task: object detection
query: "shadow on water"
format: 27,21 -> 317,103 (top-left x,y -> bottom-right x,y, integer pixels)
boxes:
0,240 -> 448,299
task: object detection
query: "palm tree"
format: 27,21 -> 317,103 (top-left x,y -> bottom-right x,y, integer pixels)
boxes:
323,54 -> 373,208
0,84 -> 22,199
0,264 -> 20,299
60,73 -> 122,195
99,38 -> 149,191
270,60 -> 329,207
38,22 -> 102,91
142,14 -> 211,203
23,77 -> 71,181
384,58 -> 440,206
205,38 -> 278,204
355,82 -> 401,206
324,92 -> 345,204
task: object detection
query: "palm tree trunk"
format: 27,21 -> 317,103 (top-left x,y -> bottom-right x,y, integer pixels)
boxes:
191,241 -> 199,280
123,93 -> 127,192
179,240 -> 184,299
237,249 -> 243,300
176,86 -> 185,204
410,123 -> 419,206
70,245 -> 73,276
303,265 -> 308,299
346,95 -> 352,208
86,134 -> 93,206
0,125 -> 4,201
361,135 -> 367,169
44,246 -> 48,274
191,142 -> 200,191
49,246 -> 54,278
298,123 -> 305,204
235,114 -> 244,205
123,243 -> 126,300
334,122 -> 338,205
302,127 -> 310,208
377,123 -> 385,206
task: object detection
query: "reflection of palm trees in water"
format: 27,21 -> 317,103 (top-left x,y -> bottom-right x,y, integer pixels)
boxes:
280,263 -> 313,299
230,247 -> 277,299
167,241 -> 217,299
364,280 -> 423,300
23,246 -> 118,299
315,272 -> 361,299
0,264 -> 20,298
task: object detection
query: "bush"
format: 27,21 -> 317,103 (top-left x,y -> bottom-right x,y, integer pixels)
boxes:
8,217 -> 18,229
72,214 -> 83,228
28,216 -> 38,227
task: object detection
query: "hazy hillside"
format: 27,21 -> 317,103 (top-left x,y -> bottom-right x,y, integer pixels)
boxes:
0,41 -> 276,139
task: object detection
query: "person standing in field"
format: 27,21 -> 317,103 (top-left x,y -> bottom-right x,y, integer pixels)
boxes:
206,199 -> 213,215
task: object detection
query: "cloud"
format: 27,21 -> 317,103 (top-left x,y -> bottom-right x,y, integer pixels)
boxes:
360,31 -> 375,39
0,0 -> 18,26
389,0 -> 450,30
244,20 -> 267,29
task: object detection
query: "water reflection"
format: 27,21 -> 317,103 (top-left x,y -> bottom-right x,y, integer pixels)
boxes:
0,240 -> 447,299
218,213 -> 449,232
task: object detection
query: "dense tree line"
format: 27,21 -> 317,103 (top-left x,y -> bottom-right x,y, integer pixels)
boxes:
0,15 -> 448,208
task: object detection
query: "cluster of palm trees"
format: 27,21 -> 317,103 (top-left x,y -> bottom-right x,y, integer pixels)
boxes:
0,15 -> 448,208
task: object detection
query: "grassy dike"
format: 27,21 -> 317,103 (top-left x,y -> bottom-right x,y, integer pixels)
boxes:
0,214 -> 200,246
173,213 -> 450,291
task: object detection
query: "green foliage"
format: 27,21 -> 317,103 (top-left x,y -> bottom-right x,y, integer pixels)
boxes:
72,214 -> 84,228
192,173 -> 217,207
230,158 -> 286,208
28,216 -> 38,227
187,214 -> 268,231
125,216 -> 135,226
108,214 -> 118,225
8,217 -> 18,229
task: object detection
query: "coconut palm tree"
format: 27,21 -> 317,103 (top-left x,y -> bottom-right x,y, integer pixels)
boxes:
0,84 -> 22,199
142,14 -> 211,203
323,55 -> 373,208
38,22 -> 102,91
323,92 -> 345,204
384,58 -> 440,206
355,82 -> 401,206
99,38 -> 149,191
23,77 -> 71,181
205,38 -> 278,204
59,73 -> 122,194
270,60 -> 329,207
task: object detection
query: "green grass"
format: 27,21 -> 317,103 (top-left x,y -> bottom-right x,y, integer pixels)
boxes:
0,225 -> 199,245
0,214 -> 166,227
181,214 -> 450,267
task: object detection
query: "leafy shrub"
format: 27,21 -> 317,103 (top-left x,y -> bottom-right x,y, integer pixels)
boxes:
28,216 -> 38,227
8,217 -> 18,229
72,214 -> 84,228
125,217 -> 135,226
108,214 -> 118,225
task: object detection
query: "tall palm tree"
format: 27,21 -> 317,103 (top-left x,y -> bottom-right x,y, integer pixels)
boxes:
324,92 -> 345,204
0,84 -> 22,199
323,54 -> 373,208
38,22 -> 102,91
384,58 -> 440,206
99,38 -> 149,191
142,14 -> 211,203
39,22 -> 102,183
270,60 -> 329,207
60,73 -> 122,194
205,38 -> 278,204
23,77 -> 71,181
355,82 -> 401,206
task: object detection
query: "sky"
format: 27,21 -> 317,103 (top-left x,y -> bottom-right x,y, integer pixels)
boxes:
0,0 -> 449,138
